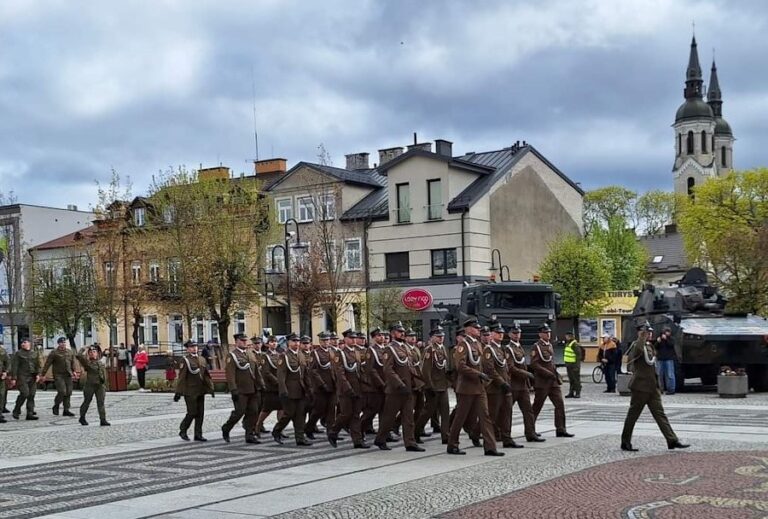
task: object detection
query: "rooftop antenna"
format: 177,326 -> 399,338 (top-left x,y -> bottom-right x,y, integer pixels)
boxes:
413,132 -> 417,145
251,65 -> 260,162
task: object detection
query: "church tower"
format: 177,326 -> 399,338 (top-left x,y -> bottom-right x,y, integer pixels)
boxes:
707,59 -> 735,175
672,36 -> 717,197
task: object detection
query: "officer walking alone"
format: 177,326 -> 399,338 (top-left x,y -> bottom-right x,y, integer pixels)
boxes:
174,340 -> 214,441
41,337 -> 78,417
75,345 -> 110,426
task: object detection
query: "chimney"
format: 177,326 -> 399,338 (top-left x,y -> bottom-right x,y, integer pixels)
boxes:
378,147 -> 404,165
345,152 -> 370,171
66,204 -> 78,211
435,139 -> 453,157
254,158 -> 287,175
198,166 -> 230,181
664,223 -> 678,234
407,142 -> 432,153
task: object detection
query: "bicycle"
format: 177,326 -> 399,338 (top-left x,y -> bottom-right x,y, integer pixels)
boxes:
592,364 -> 605,384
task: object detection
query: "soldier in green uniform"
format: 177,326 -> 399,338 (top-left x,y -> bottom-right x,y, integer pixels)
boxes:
41,337 -> 78,417
563,331 -> 584,399
222,333 -> 263,444
174,340 -> 214,441
9,339 -> 43,420
415,326 -> 451,444
0,339 -> 10,421
621,322 -> 690,452
531,324 -> 573,438
272,333 -> 312,446
76,345 -> 110,426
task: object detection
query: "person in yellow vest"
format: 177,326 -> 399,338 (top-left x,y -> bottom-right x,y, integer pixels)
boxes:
563,331 -> 584,399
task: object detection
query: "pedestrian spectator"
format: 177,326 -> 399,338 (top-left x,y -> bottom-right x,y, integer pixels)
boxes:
117,344 -> 129,371
134,345 -> 149,392
655,327 -> 677,395
165,353 -> 177,386
201,341 -> 213,369
598,334 -> 618,393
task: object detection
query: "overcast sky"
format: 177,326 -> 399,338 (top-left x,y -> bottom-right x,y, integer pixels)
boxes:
1,0 -> 767,210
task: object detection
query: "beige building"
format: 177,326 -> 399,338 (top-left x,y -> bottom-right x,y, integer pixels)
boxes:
343,139 -> 584,334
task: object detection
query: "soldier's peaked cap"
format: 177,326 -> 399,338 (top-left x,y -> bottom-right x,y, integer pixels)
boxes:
184,340 -> 197,348
300,335 -> 311,343
406,328 -> 417,337
251,335 -> 263,343
56,336 -> 67,344
429,326 -> 445,337
538,324 -> 552,332
317,331 -> 331,339
636,321 -> 651,331
462,318 -> 481,329
389,321 -> 406,332
287,333 -> 300,341
329,331 -> 338,339
490,323 -> 505,333
480,326 -> 491,335
369,327 -> 382,337
233,333 -> 248,341
342,329 -> 355,338
508,321 -> 522,332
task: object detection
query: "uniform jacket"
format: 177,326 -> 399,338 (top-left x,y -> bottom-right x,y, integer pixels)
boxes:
627,339 -> 659,393
453,336 -> 486,395
563,340 -> 584,365
41,347 -> 77,378
75,350 -> 106,386
10,349 -> 42,379
355,345 -> 375,392
406,344 -> 425,391
277,349 -> 308,399
225,347 -> 260,395
176,354 -> 214,397
1,348 -> 11,377
421,342 -> 451,392
504,342 -> 533,391
381,340 -> 414,394
483,341 -> 511,394
365,344 -> 386,391
333,346 -> 361,397
309,346 -> 335,393
260,350 -> 280,392
530,339 -> 561,389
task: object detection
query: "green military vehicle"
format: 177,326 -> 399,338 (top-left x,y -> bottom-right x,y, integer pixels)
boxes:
623,268 -> 768,392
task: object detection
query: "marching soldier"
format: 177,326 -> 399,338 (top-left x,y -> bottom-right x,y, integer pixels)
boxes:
373,322 -> 424,452
307,332 -> 336,436
482,323 -> 522,448
9,339 -> 43,420
447,319 -> 504,456
222,333 -> 262,444
1,339 -> 11,422
273,334 -> 312,446
360,328 -> 387,436
327,328 -> 369,449
41,337 -> 78,417
404,328 -> 426,439
621,322 -> 690,452
531,324 -> 574,438
75,345 -> 110,426
415,326 -> 451,444
174,340 -> 214,441
255,335 -> 283,438
299,335 -> 316,437
563,330 -> 584,399
501,322 -> 543,443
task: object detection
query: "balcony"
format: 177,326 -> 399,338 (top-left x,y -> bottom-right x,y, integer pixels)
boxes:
425,203 -> 443,221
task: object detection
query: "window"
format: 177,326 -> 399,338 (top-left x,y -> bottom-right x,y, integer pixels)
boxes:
721,146 -> 727,167
163,206 -> 175,224
276,198 -> 293,224
318,193 -> 336,220
396,183 -> 411,223
344,238 -> 362,271
652,255 -> 664,264
267,245 -> 285,273
138,316 -> 146,345
195,317 -> 205,343
297,196 -> 315,222
687,177 -> 695,197
149,261 -> 160,282
431,248 -> 457,277
686,131 -> 694,154
385,252 -> 410,280
427,179 -> 442,220
110,319 -> 118,346
134,207 -> 145,227
677,133 -> 681,156
103,262 -> 115,285
131,261 -> 141,285
149,315 -> 159,345
318,240 -> 335,272
83,317 -> 93,339
701,131 -> 707,153
210,322 -> 219,342
235,311 -> 246,335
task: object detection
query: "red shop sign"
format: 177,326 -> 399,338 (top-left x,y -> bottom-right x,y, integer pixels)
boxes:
401,288 -> 433,312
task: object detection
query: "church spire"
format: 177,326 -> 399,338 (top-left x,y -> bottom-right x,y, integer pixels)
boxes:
707,59 -> 722,116
684,35 -> 704,99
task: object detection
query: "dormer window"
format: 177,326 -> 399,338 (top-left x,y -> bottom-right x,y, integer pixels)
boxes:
652,255 -> 664,264
134,207 -> 146,227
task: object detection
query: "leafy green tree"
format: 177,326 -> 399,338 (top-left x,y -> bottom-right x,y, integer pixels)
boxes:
678,169 -> 768,314
587,216 -> 647,290
539,235 -> 611,334
583,186 -> 637,233
636,190 -> 676,235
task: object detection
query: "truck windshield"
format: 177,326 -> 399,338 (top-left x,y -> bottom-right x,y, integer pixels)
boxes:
489,292 -> 551,310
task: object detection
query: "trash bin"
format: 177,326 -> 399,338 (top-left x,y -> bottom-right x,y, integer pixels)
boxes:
107,368 -> 127,392
718,374 -> 748,398
617,373 -> 632,396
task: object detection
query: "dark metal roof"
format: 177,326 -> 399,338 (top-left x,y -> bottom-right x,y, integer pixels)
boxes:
675,99 -> 713,122
341,187 -> 389,221
265,162 -> 385,192
639,231 -> 688,273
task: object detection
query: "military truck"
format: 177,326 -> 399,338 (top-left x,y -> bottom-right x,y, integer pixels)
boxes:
623,268 -> 768,392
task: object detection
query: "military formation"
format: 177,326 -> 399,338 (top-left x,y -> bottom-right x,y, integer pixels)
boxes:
0,337 -> 109,426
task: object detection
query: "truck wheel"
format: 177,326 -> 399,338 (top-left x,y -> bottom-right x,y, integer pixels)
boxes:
748,365 -> 768,392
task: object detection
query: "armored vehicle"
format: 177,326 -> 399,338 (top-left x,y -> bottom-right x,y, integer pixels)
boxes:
623,268 -> 768,391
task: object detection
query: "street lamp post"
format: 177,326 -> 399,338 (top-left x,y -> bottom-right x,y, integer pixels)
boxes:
269,218 -> 305,334
258,267 -> 275,332
489,248 -> 510,282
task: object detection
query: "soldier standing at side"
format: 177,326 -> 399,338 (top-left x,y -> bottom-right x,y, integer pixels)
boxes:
9,339 -> 43,420
621,322 -> 690,452
563,330 -> 584,399
175,340 -> 214,441
75,345 -> 110,426
531,324 -> 573,438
